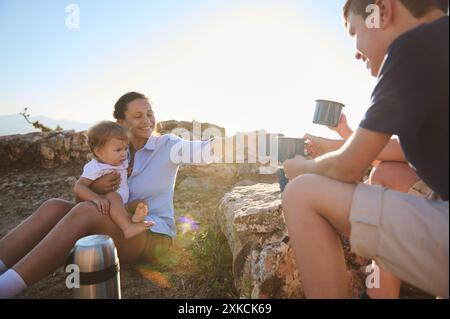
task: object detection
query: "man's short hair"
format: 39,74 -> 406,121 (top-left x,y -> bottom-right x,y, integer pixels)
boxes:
343,0 -> 449,24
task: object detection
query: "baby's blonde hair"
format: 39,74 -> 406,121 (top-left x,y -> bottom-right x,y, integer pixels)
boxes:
87,121 -> 128,153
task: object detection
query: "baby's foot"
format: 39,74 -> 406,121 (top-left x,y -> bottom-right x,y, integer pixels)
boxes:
123,221 -> 154,239
132,202 -> 148,223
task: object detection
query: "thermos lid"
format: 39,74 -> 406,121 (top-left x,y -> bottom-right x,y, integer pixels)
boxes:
72,235 -> 119,273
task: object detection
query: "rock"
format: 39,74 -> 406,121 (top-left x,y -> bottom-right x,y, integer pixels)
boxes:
251,240 -> 302,299
0,130 -> 91,169
63,136 -> 72,151
40,144 -> 55,160
217,183 -> 303,298
71,132 -> 89,152
235,180 -> 257,187
54,134 -> 65,150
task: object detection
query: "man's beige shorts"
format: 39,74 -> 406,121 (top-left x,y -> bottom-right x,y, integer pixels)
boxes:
349,183 -> 449,298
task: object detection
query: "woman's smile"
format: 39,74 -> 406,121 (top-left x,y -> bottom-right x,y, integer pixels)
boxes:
139,126 -> 153,133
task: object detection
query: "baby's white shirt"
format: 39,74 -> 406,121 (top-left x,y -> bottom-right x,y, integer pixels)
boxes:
81,158 -> 129,203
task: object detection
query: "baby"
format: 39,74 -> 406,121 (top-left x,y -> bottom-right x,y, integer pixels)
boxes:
74,121 -> 154,239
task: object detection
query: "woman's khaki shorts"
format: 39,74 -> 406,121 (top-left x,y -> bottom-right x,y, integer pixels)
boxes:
349,183 -> 449,298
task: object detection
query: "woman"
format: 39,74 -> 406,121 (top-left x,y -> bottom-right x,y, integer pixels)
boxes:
0,92 -> 214,298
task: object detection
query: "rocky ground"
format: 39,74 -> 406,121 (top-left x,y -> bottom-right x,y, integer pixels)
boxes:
0,165 -> 239,299
0,166 -> 431,299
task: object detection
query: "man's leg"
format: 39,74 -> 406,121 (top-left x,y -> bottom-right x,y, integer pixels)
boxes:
366,162 -> 421,299
349,183 -> 448,298
282,174 -> 356,298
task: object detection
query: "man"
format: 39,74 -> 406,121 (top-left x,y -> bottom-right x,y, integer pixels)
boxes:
304,113 -> 428,299
282,0 -> 449,298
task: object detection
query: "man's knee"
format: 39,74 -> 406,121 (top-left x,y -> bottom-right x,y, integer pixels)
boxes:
282,174 -> 321,213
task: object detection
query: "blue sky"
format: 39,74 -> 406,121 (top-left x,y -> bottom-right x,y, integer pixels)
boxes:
0,0 -> 376,138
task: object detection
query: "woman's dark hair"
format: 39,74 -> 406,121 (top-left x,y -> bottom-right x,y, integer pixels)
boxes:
113,92 -> 148,120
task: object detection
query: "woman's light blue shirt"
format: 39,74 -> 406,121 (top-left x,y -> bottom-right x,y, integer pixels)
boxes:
127,134 -> 211,238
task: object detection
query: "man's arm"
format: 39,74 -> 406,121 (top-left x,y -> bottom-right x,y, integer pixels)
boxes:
284,127 -> 392,183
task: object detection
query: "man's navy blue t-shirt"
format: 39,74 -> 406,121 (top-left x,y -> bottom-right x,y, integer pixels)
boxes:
360,16 -> 449,201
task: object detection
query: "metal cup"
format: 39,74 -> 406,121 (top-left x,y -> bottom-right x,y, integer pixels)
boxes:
313,99 -> 345,127
277,137 -> 305,192
277,137 -> 305,163
68,235 -> 121,299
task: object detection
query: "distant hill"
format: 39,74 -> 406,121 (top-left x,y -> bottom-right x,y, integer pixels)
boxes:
0,114 -> 93,136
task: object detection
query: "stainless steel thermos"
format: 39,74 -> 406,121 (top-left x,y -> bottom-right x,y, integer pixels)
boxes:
67,235 -> 121,299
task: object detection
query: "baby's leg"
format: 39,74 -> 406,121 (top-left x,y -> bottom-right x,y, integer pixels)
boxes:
125,199 -> 149,223
132,201 -> 148,223
105,193 -> 153,239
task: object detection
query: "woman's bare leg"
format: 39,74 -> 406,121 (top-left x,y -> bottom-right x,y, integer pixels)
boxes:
365,161 -> 420,299
282,174 -> 356,298
0,199 -> 76,268
369,161 -> 420,193
12,201 -> 147,286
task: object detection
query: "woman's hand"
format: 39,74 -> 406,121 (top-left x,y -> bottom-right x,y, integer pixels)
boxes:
92,198 -> 111,215
90,171 -> 121,195
283,155 -> 309,180
304,134 -> 343,158
327,113 -> 353,140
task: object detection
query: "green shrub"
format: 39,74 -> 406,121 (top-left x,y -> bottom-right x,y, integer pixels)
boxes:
191,226 -> 235,297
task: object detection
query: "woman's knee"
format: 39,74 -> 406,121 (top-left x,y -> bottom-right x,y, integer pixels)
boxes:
369,162 -> 419,191
66,201 -> 103,227
40,198 -> 72,210
369,162 -> 391,186
35,198 -> 75,219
